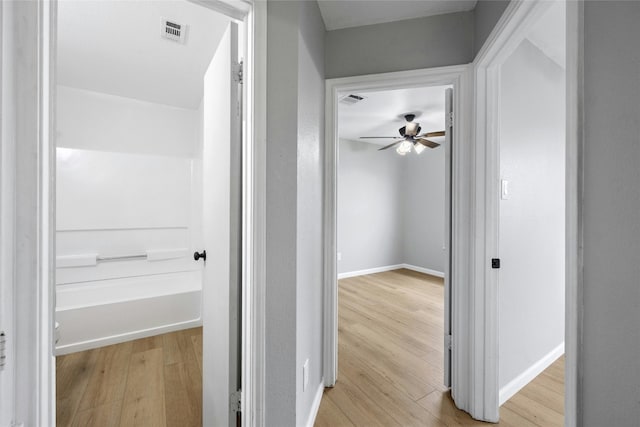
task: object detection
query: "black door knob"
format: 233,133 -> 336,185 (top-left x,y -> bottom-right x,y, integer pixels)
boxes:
194,250 -> 207,261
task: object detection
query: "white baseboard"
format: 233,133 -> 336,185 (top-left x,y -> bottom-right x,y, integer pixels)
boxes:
338,264 -> 404,279
401,264 -> 445,278
338,263 -> 444,279
55,318 -> 202,355
304,381 -> 325,427
499,342 -> 565,405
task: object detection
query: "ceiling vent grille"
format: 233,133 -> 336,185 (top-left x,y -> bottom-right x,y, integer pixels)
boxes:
339,94 -> 366,106
161,18 -> 187,44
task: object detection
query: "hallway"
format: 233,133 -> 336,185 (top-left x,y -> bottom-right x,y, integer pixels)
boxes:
315,269 -> 564,426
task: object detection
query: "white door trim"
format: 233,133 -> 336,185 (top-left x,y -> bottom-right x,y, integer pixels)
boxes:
472,0 -> 581,424
6,0 -> 267,425
323,64 -> 475,413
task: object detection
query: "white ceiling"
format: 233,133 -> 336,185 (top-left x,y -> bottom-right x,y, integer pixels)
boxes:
57,0 -> 230,110
526,1 -> 566,68
339,85 -> 450,145
318,0 -> 477,31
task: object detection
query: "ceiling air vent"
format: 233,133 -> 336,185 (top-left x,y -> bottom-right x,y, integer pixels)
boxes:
161,18 -> 187,44
339,94 -> 366,106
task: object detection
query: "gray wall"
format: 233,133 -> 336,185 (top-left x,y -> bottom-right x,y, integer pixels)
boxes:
265,2 -> 298,424
498,40 -> 565,393
582,3 -> 640,425
325,12 -> 474,79
338,139 -> 404,273
401,143 -> 446,272
324,1 -> 513,80
265,1 -> 326,425
338,139 -> 446,275
473,0 -> 510,56
296,0 -> 325,423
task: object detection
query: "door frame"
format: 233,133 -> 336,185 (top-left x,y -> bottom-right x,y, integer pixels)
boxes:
2,0 -> 267,426
472,0 -> 582,424
323,64 -> 476,410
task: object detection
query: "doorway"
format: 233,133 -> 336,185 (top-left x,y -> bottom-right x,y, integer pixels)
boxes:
496,1 -> 566,410
53,1 -> 242,425
472,0 -> 576,423
322,65 -> 473,414
0,0 -> 266,425
319,82 -> 453,423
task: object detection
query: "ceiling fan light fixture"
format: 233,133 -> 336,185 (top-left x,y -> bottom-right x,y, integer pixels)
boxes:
405,122 -> 420,136
414,143 -> 426,154
396,140 -> 412,155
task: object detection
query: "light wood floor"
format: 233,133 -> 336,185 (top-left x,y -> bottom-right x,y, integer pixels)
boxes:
315,269 -> 564,427
56,327 -> 203,427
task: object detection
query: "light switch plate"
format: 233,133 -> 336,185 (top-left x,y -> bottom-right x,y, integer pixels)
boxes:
501,179 -> 509,200
303,359 -> 309,391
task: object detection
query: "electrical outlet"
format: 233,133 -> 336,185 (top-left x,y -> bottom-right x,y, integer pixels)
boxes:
303,359 -> 309,391
337,252 -> 342,261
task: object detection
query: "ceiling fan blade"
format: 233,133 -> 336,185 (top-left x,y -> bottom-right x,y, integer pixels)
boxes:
378,141 -> 402,151
421,131 -> 445,138
360,136 -> 401,139
416,138 -> 440,149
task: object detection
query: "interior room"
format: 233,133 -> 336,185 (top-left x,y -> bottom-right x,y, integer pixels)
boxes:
337,86 -> 448,279
54,1 -> 233,425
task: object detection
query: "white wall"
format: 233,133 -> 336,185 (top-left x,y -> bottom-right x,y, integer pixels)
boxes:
55,85 -> 203,353
337,138 -> 446,275
498,39 -> 565,397
57,85 -> 199,157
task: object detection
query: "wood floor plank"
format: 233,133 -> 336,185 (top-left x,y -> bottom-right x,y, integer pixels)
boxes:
57,348 -> 100,427
162,331 -> 185,366
164,362 -> 202,427
191,333 -> 203,374
120,348 -> 166,426
314,392 -> 356,427
72,401 -> 122,427
503,391 -> 563,426
324,374 -> 401,427
120,396 -> 166,427
131,334 -> 164,353
164,328 -> 202,427
78,341 -> 133,412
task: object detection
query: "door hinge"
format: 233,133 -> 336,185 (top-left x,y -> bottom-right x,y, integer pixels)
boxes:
492,258 -> 501,269
233,61 -> 243,84
447,111 -> 454,128
230,390 -> 242,413
445,334 -> 452,350
0,331 -> 6,372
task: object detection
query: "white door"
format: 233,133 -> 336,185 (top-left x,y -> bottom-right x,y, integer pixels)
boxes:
444,88 -> 453,388
201,21 -> 242,427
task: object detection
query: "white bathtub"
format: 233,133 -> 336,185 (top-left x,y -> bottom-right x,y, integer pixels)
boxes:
55,270 -> 202,355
